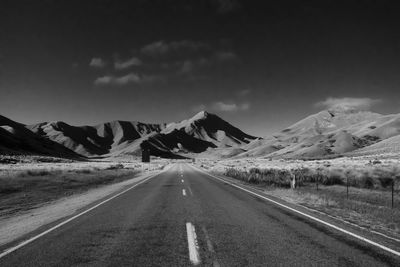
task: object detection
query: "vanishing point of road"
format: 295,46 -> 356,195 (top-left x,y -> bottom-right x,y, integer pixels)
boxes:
0,163 -> 399,266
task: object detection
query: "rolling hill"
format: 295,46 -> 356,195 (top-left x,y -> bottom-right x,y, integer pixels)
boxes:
2,111 -> 257,158
27,120 -> 166,157
0,115 -> 80,158
2,108 -> 399,160
126,111 -> 258,158
235,109 -> 400,159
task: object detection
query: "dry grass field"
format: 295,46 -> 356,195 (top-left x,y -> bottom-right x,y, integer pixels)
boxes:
0,157 -> 168,218
197,156 -> 400,239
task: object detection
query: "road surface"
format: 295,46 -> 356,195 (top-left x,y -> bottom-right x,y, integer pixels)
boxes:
0,163 -> 399,266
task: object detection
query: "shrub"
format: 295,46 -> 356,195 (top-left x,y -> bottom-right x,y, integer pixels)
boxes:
26,170 -> 52,176
379,177 -> 394,188
75,169 -> 92,174
106,164 -> 124,170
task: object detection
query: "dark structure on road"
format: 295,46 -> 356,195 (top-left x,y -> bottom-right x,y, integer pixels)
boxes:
141,141 -> 151,163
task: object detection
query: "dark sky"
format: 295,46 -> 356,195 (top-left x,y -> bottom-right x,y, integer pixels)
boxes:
1,0 -> 400,136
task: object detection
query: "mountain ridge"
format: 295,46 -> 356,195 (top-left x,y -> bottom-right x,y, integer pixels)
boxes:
15,111 -> 257,158
1,109 -> 400,159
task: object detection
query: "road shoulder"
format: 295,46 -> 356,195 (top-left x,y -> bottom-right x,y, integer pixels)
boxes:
190,164 -> 400,257
0,169 -> 162,250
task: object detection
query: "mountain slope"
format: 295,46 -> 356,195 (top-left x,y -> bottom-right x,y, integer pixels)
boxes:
235,109 -> 394,159
127,111 -> 258,158
163,111 -> 256,147
27,120 -> 165,157
22,111 -> 257,158
3,109 -> 399,160
0,115 -> 80,158
349,134 -> 400,156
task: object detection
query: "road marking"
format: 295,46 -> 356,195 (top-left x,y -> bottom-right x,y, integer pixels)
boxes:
181,179 -> 184,183
188,186 -> 194,196
186,222 -> 201,265
190,164 -> 400,257
0,172 -> 161,259
201,226 -> 220,267
182,189 -> 187,196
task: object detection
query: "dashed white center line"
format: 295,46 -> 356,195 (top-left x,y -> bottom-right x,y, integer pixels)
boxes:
182,189 -> 187,196
188,186 -> 194,196
202,226 -> 220,267
186,222 -> 201,265
181,179 -> 184,183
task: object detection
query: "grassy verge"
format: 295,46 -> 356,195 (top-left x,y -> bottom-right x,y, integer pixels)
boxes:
220,167 -> 400,238
0,164 -> 140,217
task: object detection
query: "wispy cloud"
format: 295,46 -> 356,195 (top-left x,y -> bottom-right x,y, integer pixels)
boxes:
177,58 -> 210,75
236,89 -> 251,96
212,101 -> 250,112
93,39 -> 238,84
215,51 -> 237,61
214,0 -> 241,14
94,73 -> 164,86
315,97 -> 381,112
89,57 -> 106,68
193,101 -> 250,113
191,104 -> 207,113
141,40 -> 210,56
114,57 -> 142,70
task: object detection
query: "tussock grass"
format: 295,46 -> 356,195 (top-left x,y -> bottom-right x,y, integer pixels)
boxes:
224,166 -> 400,189
106,163 -> 124,170
222,166 -> 400,237
266,186 -> 400,236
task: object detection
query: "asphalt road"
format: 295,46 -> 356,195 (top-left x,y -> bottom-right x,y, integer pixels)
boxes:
0,163 -> 399,266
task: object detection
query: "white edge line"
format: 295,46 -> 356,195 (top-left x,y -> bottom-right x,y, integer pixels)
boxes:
186,222 -> 201,265
190,164 -> 400,257
0,171 -> 161,259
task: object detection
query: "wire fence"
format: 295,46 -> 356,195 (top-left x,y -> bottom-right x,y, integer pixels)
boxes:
224,167 -> 399,209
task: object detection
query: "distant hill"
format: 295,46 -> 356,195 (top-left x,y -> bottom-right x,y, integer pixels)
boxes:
140,111 -> 257,158
235,109 -> 400,159
1,111 -> 256,159
27,120 -> 165,157
0,115 -> 80,158
3,108 -> 398,160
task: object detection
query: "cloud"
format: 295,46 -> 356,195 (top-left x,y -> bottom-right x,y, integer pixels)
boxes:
141,41 -> 169,56
114,57 -> 142,70
94,73 -> 164,86
212,101 -> 250,112
216,51 -> 237,61
315,97 -> 381,112
191,104 -> 207,113
214,0 -> 241,14
192,100 -> 250,113
179,60 -> 195,75
236,89 -> 251,96
177,58 -> 210,75
89,57 -> 106,68
141,40 -> 210,56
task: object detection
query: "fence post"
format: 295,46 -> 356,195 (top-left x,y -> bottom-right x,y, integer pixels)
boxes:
290,171 -> 296,189
392,179 -> 394,209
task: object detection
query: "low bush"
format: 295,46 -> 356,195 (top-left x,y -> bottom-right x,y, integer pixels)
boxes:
224,166 -> 400,190
106,164 -> 124,170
